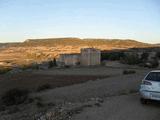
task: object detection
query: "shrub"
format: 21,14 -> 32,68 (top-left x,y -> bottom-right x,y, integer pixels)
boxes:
156,52 -> 160,59
148,59 -> 159,68
21,65 -> 30,70
64,65 -> 70,68
21,63 -> 39,70
140,52 -> 149,61
48,58 -> 57,68
0,68 -> 11,74
1,88 -> 29,106
101,52 -> 125,61
48,61 -> 54,68
75,62 -> 80,65
36,84 -> 52,92
36,101 -> 44,108
121,54 -> 141,65
123,70 -> 136,75
0,105 -> 5,112
31,63 -> 39,70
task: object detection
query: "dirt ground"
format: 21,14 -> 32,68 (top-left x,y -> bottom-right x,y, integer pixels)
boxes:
0,66 -> 159,120
0,73 -> 107,95
0,66 -> 132,94
71,94 -> 160,120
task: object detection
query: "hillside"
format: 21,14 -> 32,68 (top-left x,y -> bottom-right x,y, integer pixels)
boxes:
22,38 -> 152,48
0,38 -> 157,67
156,44 -> 160,46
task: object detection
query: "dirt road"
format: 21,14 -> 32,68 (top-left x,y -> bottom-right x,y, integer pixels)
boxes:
71,94 -> 160,120
36,71 -> 147,103
34,67 -> 159,120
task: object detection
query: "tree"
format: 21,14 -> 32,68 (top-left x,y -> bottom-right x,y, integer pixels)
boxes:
48,58 -> 57,68
141,52 -> 149,61
121,53 -> 141,65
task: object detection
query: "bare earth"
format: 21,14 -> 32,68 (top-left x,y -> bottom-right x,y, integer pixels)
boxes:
0,66 -> 159,120
71,94 -> 160,120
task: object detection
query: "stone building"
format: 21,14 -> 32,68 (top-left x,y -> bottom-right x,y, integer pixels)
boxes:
58,53 -> 80,66
80,48 -> 101,66
57,48 -> 101,66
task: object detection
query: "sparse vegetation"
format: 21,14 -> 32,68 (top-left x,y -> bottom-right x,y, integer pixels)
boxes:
0,68 -> 11,74
48,58 -> 57,68
23,38 -> 152,47
101,52 -> 125,61
26,52 -> 46,60
147,59 -> 159,68
21,63 -> 39,70
1,88 -> 29,106
140,52 -> 149,62
121,53 -> 141,65
36,101 -> 45,108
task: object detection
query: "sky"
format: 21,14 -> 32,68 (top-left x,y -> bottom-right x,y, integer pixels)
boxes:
0,0 -> 160,43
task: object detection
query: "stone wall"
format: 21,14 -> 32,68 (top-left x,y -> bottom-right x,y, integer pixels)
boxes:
81,48 -> 101,66
58,54 -> 80,66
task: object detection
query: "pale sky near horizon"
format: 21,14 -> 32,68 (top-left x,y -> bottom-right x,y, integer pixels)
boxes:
0,0 -> 160,43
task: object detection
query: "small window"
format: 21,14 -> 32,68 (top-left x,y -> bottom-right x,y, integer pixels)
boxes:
145,72 -> 160,82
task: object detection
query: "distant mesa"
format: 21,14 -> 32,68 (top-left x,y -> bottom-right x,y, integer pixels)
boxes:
1,37 -> 157,50
21,37 -> 153,48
